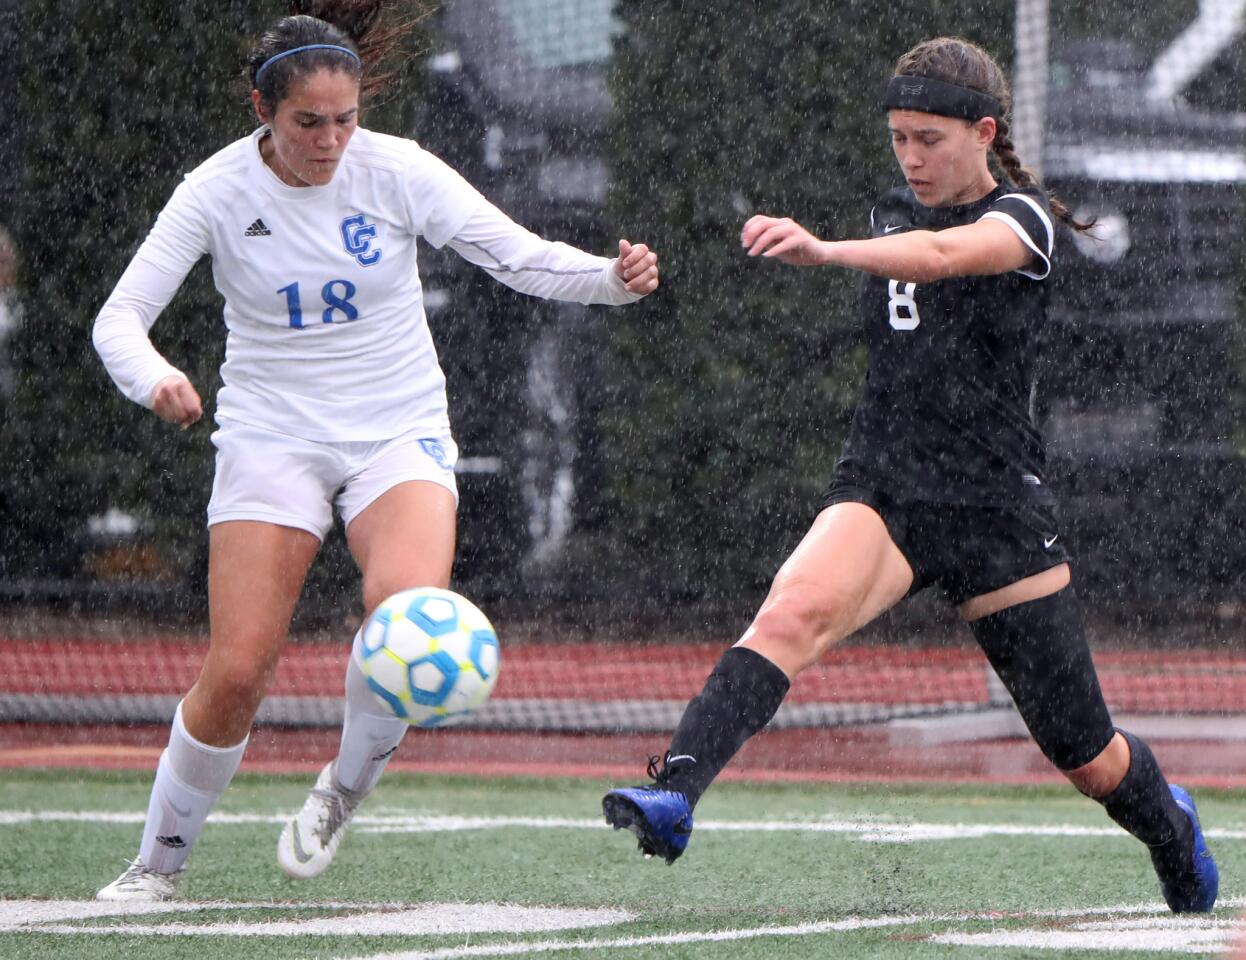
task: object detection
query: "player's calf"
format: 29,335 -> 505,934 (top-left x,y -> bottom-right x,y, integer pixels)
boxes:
601,648 -> 788,864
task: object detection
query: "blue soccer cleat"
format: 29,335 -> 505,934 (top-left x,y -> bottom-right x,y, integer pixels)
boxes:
1157,785 -> 1218,913
602,783 -> 694,865
603,754 -> 696,864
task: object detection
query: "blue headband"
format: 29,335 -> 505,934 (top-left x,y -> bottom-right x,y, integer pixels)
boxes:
255,44 -> 361,84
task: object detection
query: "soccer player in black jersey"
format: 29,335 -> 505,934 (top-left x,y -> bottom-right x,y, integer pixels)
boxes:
602,36 -> 1218,913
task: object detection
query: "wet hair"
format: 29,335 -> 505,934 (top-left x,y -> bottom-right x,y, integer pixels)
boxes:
895,36 -> 1093,233
247,1 -> 423,114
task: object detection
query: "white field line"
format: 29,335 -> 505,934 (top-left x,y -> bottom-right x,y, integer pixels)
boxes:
1037,897 -> 1246,916
0,900 -> 578,931
6,898 -> 1244,956
337,902 -> 1246,960
338,915 -> 944,960
0,900 -> 276,929
929,909 -> 1246,955
0,899 -> 440,932
25,905 -> 635,938
0,899 -> 414,924
4,809 -> 1246,845
931,924 -> 1236,954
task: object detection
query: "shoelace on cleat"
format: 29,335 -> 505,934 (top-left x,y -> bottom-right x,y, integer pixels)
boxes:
645,753 -> 671,784
112,858 -> 179,888
115,859 -> 152,886
308,782 -> 361,846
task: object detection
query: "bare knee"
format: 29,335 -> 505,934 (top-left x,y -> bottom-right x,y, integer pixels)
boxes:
741,589 -> 853,677
192,646 -> 279,721
1062,731 -> 1130,798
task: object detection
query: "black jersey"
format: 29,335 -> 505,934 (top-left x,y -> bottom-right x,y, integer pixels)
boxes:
835,183 -> 1056,507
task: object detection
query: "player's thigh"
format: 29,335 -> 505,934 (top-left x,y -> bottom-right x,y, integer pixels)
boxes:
340,432 -> 460,614
207,520 -> 320,657
958,563 -> 1071,621
345,480 -> 457,615
191,520 -> 321,724
739,501 -> 915,675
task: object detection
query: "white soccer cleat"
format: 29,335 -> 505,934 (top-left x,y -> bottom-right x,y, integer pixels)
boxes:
277,761 -> 366,879
96,858 -> 184,901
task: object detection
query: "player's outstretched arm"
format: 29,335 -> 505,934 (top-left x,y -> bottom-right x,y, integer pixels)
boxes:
741,214 -> 1034,282
444,200 -> 656,306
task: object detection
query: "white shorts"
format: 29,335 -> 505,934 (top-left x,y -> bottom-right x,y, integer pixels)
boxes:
207,420 -> 459,540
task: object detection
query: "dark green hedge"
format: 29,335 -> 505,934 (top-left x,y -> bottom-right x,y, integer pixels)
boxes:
2,2 -> 265,586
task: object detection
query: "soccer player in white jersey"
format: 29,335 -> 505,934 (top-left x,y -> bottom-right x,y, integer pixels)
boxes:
92,0 -> 658,901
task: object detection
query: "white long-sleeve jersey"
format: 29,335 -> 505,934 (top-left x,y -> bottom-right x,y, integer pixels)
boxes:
93,126 -> 642,442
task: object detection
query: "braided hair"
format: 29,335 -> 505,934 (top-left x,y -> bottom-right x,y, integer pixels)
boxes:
895,36 -> 1093,233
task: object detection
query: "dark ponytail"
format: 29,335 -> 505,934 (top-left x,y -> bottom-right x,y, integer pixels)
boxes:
248,1 -> 427,112
895,36 -> 1094,234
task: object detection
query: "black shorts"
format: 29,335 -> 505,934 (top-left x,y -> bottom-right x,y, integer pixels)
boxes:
821,478 -> 1071,606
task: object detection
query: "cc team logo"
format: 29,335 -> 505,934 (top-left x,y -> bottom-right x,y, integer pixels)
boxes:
419,438 -> 453,471
340,213 -> 382,267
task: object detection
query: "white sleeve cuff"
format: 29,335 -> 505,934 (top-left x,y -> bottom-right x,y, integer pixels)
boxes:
602,259 -> 645,305
979,210 -> 1051,280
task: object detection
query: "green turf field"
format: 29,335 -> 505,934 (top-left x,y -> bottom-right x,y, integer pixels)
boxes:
1,769 -> 1242,958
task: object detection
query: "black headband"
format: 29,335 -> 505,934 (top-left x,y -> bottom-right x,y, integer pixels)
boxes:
883,75 -> 1001,122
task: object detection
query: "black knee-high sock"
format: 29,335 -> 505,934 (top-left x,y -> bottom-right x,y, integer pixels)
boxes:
660,647 -> 790,809
1099,730 -> 1194,877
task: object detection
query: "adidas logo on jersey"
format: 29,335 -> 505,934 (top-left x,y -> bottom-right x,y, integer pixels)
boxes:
244,218 -> 272,237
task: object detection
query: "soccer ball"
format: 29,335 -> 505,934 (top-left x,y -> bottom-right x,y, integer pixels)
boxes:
357,587 -> 500,727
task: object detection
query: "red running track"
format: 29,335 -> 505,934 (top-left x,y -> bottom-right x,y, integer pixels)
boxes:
3,637 -> 1246,785
5,637 -> 1246,711
5,722 -> 1246,788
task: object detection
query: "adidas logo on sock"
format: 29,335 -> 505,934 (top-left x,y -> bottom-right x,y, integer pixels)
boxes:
156,834 -> 187,849
244,218 -> 272,237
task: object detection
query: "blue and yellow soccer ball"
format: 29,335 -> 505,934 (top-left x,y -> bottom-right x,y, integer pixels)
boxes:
358,587 -> 500,727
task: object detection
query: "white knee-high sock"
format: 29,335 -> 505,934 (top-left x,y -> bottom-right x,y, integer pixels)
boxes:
138,701 -> 248,874
335,634 -> 409,795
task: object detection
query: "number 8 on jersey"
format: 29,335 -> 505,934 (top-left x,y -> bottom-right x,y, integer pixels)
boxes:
887,279 -> 920,331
